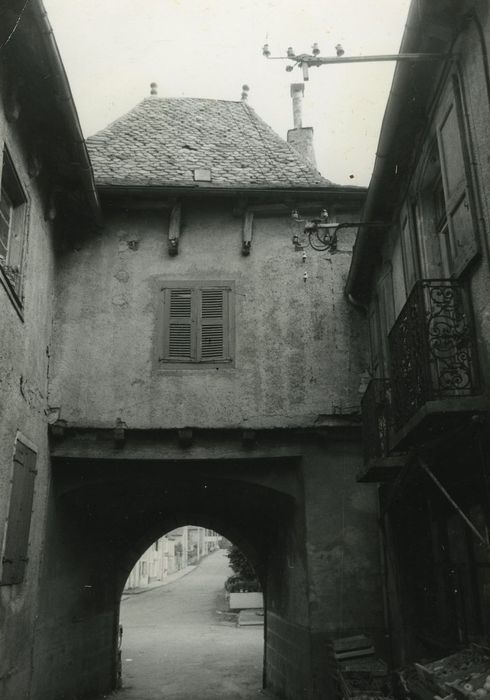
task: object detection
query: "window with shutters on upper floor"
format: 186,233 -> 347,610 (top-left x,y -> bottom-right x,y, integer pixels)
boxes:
157,281 -> 235,368
415,74 -> 478,280
0,147 -> 28,308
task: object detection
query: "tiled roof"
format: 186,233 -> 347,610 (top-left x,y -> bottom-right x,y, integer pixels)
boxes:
86,97 -> 331,189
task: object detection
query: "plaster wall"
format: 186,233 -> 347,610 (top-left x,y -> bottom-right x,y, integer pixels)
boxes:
50,201 -> 367,430
32,438 -> 383,700
456,5 -> 490,389
0,83 -> 56,699
373,8 -> 490,392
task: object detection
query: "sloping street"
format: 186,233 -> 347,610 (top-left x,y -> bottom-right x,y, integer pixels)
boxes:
115,549 -> 264,700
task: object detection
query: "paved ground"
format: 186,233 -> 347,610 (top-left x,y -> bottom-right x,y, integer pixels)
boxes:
112,549 -> 265,700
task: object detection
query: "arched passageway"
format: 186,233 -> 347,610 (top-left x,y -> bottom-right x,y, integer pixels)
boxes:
118,530 -> 264,699
32,455 -> 312,700
30,433 -> 385,700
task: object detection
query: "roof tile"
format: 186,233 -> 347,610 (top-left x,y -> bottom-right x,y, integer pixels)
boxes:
87,97 -> 331,189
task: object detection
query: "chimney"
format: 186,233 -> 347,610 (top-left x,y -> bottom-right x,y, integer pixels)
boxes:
287,83 -> 317,169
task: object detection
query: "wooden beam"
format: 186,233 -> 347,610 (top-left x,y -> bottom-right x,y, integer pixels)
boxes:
168,201 -> 182,256
242,210 -> 254,255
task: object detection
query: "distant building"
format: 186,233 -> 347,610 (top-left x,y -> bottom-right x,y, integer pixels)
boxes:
124,526 -> 220,590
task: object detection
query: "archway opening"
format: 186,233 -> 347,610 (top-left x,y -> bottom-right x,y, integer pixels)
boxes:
118,525 -> 265,700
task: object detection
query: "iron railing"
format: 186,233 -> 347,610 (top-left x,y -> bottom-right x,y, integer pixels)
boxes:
361,378 -> 392,463
389,279 -> 480,430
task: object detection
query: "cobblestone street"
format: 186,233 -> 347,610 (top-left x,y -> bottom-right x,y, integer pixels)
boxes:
114,550 -> 265,700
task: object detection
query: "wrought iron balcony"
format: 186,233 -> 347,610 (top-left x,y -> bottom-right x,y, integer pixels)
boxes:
361,378 -> 392,463
358,378 -> 405,482
388,279 -> 481,433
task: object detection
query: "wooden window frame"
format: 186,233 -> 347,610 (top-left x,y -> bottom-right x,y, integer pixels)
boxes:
0,146 -> 28,318
0,435 -> 37,586
155,280 -> 235,370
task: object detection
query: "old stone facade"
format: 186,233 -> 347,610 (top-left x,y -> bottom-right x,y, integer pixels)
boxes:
348,0 -> 490,675
35,90 -> 382,700
6,1 -> 490,699
0,3 -> 384,699
0,2 -> 99,699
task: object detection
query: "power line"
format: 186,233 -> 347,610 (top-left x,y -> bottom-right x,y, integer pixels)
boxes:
0,0 -> 32,52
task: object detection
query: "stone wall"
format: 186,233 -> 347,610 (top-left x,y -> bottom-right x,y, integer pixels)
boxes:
31,434 -> 384,700
49,200 -> 368,430
0,78 -> 56,700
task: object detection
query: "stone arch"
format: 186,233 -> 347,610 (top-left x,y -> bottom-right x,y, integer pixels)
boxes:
32,455 -> 308,700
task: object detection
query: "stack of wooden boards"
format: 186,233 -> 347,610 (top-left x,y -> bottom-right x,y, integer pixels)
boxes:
334,635 -> 393,699
412,646 -> 490,700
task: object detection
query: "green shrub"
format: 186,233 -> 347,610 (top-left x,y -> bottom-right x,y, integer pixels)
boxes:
226,545 -> 261,592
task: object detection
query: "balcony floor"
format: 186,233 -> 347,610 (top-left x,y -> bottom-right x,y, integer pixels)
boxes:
391,396 -> 489,451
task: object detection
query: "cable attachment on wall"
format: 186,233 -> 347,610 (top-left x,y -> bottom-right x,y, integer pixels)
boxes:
292,209 -> 389,254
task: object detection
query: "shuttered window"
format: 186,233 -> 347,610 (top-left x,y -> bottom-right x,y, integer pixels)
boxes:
436,79 -> 478,277
0,148 -> 27,299
159,282 -> 233,365
1,438 -> 37,585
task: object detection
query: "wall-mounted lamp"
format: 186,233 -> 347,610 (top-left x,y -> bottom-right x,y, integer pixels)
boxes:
292,209 -> 388,254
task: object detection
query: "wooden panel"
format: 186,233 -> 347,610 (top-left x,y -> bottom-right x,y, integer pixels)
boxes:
400,210 -> 418,295
436,84 -> 478,277
198,288 -> 228,361
1,440 -> 36,585
163,288 -> 195,360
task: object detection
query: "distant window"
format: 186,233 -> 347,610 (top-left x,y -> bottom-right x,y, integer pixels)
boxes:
158,281 -> 235,367
1,438 -> 37,586
0,148 -> 27,302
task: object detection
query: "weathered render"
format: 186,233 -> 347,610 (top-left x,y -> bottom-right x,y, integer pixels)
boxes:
0,1 -> 99,698
33,92 -> 386,700
349,0 -> 490,671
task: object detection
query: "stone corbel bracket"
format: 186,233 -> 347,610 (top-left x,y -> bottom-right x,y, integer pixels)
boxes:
242,209 -> 254,255
168,201 -> 182,256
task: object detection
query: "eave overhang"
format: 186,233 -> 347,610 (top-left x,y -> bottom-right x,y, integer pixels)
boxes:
96,183 -> 367,209
345,0 -> 477,303
0,0 -> 101,225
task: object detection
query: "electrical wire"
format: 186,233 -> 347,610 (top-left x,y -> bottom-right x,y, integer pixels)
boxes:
0,0 -> 32,52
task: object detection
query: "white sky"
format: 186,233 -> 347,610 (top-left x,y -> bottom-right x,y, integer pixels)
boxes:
43,0 -> 411,186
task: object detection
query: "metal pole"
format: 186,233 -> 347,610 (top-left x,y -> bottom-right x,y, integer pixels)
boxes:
419,457 -> 490,550
297,53 -> 449,66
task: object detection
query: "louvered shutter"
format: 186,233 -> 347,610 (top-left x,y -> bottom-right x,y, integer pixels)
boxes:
436,86 -> 477,277
1,440 -> 36,585
198,287 -> 229,361
162,288 -> 195,361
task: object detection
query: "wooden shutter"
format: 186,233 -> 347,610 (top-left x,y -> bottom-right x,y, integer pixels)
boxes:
400,211 -> 418,295
1,440 -> 36,585
436,85 -> 477,277
162,287 -> 195,361
368,300 -> 382,378
198,287 -> 229,361
376,268 -> 395,376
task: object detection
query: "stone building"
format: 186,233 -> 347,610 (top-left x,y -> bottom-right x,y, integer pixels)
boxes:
348,0 -> 490,673
124,525 -> 219,590
0,2 -> 99,699
38,88 -> 380,700
0,3 -> 394,700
